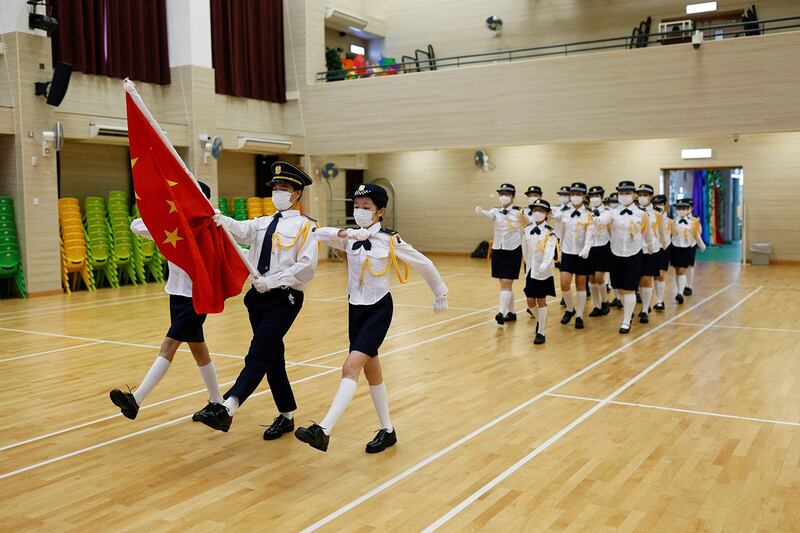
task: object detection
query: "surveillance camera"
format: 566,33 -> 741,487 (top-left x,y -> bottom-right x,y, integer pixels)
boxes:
692,30 -> 703,49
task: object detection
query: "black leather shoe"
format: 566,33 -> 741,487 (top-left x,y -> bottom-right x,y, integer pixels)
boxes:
533,333 -> 546,345
619,324 -> 631,334
110,389 -> 139,420
575,317 -> 584,329
654,302 -> 665,311
589,307 -> 602,317
636,292 -> 642,304
639,313 -> 649,324
526,308 -> 534,317
611,298 -> 623,309
676,293 -> 685,304
192,402 -> 215,422
295,423 -> 329,452
684,287 -> 693,296
263,414 -> 294,440
197,403 -> 232,432
365,428 -> 397,453
504,312 -> 517,322
495,312 -> 505,325
601,302 -> 610,315
560,297 -> 566,307
560,310 -> 575,324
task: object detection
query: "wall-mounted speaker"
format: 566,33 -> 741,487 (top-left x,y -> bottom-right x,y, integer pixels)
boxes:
34,61 -> 72,107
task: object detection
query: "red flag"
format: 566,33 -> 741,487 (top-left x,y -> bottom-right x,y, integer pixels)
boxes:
124,81 -> 250,314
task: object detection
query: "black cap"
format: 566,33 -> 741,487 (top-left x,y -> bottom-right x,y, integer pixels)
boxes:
531,198 -> 551,212
557,185 -> 571,196
683,196 -> 694,205
608,192 -> 619,201
353,183 -> 389,209
197,180 -> 211,200
636,183 -> 655,195
569,182 -> 588,194
652,194 -> 667,205
616,180 -> 636,192
676,198 -> 691,209
269,161 -> 313,189
588,185 -> 605,196
525,185 -> 542,196
496,183 -> 516,194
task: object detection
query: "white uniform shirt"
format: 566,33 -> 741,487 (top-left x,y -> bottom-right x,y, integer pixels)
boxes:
595,205 -> 654,258
656,210 -> 673,250
553,202 -> 571,239
549,205 -> 594,256
315,223 -> 448,306
671,216 -> 704,248
640,206 -> 661,254
130,218 -> 193,297
522,222 -> 558,280
589,206 -> 611,247
220,210 -> 318,291
477,206 -> 523,250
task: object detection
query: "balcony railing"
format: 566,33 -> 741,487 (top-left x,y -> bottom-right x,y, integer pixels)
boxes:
316,16 -> 800,83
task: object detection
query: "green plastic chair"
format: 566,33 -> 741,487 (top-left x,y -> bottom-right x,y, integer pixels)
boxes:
0,197 -> 13,206
0,248 -> 19,275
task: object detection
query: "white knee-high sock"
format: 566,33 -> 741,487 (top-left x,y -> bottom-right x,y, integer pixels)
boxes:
655,280 -> 665,304
133,356 -> 171,406
589,283 -> 600,309
622,293 -> 636,327
604,272 -> 611,286
677,274 -> 687,294
686,266 -> 694,289
598,283 -> 608,304
563,290 -> 574,312
576,291 -> 587,318
223,396 -> 239,416
197,362 -> 223,404
640,287 -> 653,313
537,307 -> 547,334
369,383 -> 393,431
320,378 -> 358,435
507,291 -> 516,313
499,291 -> 513,314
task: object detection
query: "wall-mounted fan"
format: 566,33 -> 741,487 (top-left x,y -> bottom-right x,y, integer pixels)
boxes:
474,149 -> 495,172
486,16 -> 503,36
200,134 -> 223,163
41,121 -> 63,156
321,162 -> 340,180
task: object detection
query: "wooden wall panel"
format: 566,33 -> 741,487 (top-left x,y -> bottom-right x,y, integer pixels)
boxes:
58,141 -> 131,199
217,151 -> 256,200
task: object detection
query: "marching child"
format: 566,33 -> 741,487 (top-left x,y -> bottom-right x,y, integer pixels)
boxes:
522,199 -> 558,345
670,198 -> 706,303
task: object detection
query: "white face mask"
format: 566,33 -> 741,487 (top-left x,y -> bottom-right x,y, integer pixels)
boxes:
353,207 -> 376,228
570,195 -> 583,207
677,209 -> 690,217
527,195 -> 539,205
609,201 -> 620,209
589,197 -> 602,208
618,194 -> 634,206
499,194 -> 512,207
558,195 -> 569,205
532,211 -> 546,223
638,196 -> 651,207
272,190 -> 294,211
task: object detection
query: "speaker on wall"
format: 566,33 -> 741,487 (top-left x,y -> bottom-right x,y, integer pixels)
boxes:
34,61 -> 72,107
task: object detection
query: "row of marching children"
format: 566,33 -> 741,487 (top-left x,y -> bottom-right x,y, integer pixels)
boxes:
475,180 -> 705,344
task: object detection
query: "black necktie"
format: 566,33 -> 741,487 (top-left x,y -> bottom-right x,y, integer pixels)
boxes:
500,209 -> 508,215
257,212 -> 282,274
620,208 -> 633,216
678,218 -> 689,225
571,209 -> 581,218
560,205 -> 570,212
531,226 -> 541,235
352,239 -> 372,251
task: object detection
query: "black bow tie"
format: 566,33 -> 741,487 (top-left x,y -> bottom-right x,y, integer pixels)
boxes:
560,205 -> 570,212
592,209 -> 600,216
571,209 -> 581,218
678,218 -> 689,225
620,208 -> 633,215
531,226 -> 541,235
352,239 -> 372,251
500,209 -> 508,215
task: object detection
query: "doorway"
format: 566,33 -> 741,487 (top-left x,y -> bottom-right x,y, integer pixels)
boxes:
662,167 -> 743,263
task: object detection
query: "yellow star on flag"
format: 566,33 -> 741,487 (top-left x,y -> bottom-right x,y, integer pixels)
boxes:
167,179 -> 178,187
131,157 -> 138,168
163,228 -> 183,248
135,192 -> 141,200
166,200 -> 177,213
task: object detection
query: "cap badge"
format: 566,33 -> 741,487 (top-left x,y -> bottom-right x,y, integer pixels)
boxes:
275,165 -> 282,175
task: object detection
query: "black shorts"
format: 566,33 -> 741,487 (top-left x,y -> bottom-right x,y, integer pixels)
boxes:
524,275 -> 556,299
559,252 -> 592,276
349,293 -> 394,356
688,245 -> 698,266
166,295 -> 207,343
670,245 -> 695,268
659,247 -> 671,271
491,247 -> 522,279
642,252 -> 662,277
610,252 -> 644,291
588,243 -> 612,273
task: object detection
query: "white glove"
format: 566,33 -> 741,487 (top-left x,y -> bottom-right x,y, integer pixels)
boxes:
212,209 -> 223,227
474,206 -> 483,215
346,228 -> 371,241
433,295 -> 448,313
252,276 -> 270,293
579,247 -> 590,259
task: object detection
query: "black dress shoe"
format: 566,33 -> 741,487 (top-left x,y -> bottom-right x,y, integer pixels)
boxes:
636,292 -> 642,304
295,423 -> 329,452
495,312 -> 505,325
560,310 -> 575,324
533,333 -> 546,345
196,403 -> 232,432
504,312 -> 517,322
526,308 -> 534,317
619,324 -> 631,334
601,302 -> 610,315
611,298 -> 623,309
684,287 -> 693,296
588,307 -> 603,317
676,293 -> 685,304
639,313 -> 649,324
560,297 -> 566,307
192,402 -> 215,422
263,414 -> 294,440
110,389 -> 139,420
654,302 -> 665,311
365,428 -> 397,453
575,317 -> 584,329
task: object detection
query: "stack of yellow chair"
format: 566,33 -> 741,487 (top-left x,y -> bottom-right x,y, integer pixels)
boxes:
58,198 -> 95,293
262,197 -> 276,216
246,196 -> 264,219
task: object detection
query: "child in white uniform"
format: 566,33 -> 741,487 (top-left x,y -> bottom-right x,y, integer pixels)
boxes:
522,199 -> 558,345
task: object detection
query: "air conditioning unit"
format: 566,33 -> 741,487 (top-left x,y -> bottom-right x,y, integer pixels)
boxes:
658,19 -> 693,40
236,136 -> 292,154
89,123 -> 129,138
325,6 -> 368,31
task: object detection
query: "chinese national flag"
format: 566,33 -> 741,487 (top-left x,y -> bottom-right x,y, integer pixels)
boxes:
125,81 -> 250,314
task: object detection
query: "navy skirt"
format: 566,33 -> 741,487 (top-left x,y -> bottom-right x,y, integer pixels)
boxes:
166,295 -> 207,343
559,252 -> 592,276
610,252 -> 644,291
670,245 -> 695,268
588,243 -> 613,273
349,293 -> 394,357
491,247 -> 522,279
524,275 -> 556,299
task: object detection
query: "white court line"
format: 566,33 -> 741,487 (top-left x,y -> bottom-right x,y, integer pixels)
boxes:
672,322 -> 800,334
0,342 -> 103,363
0,293 -> 169,322
298,285 -> 733,532
546,393 -> 800,428
0,291 -> 168,318
0,316 -> 503,479
422,286 -> 762,531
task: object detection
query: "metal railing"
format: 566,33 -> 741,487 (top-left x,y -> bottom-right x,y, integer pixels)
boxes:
316,16 -> 800,82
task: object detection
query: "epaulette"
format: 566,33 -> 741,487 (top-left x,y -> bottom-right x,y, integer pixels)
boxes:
304,215 -> 318,223
379,227 -> 399,235
511,206 -> 520,210
544,224 -> 554,231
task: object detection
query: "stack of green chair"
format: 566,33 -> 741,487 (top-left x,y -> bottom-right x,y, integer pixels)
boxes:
84,196 -> 119,288
0,197 -> 26,298
232,197 -> 248,221
130,203 -> 165,284
107,191 -> 137,285
218,197 -> 231,217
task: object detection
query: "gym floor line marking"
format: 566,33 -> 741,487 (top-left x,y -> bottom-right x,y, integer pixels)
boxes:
297,284 -> 733,533
0,297 -> 530,452
0,293 -> 169,322
0,341 -> 103,363
0,291 -> 168,318
545,393 -> 800,428
671,322 -> 800,334
422,286 -> 762,532
0,317 -> 504,479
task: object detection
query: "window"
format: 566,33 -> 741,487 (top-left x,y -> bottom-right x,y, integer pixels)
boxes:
350,44 -> 366,56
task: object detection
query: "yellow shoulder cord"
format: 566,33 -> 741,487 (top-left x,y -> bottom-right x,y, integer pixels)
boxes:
272,221 -> 312,258
359,234 -> 410,290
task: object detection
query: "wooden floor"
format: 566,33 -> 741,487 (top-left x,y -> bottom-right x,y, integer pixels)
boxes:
1,257 -> 799,531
